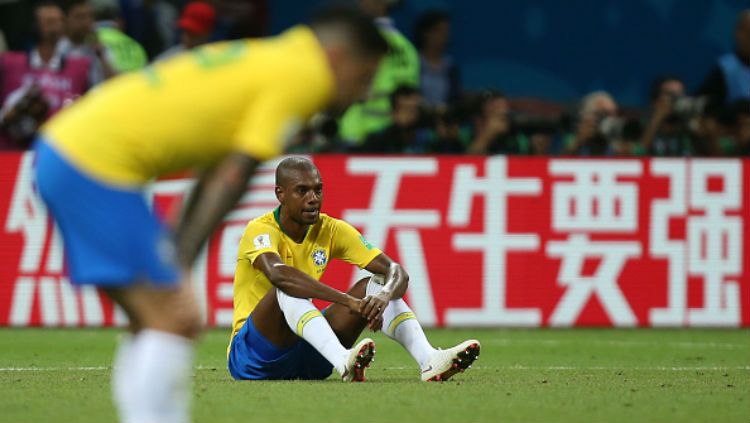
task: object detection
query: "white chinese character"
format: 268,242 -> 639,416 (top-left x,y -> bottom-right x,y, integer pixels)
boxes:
550,160 -> 642,232
445,156 -> 542,326
687,160 -> 742,326
547,159 -> 643,326
649,159 -> 743,327
6,153 -> 49,273
649,160 -> 688,326
547,234 -> 640,326
342,158 -> 440,325
6,154 -> 107,327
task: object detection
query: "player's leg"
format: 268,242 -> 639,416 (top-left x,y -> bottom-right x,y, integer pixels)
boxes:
320,277 -> 370,348
105,279 -> 201,423
236,286 -> 374,381
322,276 -> 433,364
364,275 -> 481,382
33,139 -> 199,423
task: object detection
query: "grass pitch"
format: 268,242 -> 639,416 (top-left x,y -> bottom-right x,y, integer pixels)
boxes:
0,328 -> 748,423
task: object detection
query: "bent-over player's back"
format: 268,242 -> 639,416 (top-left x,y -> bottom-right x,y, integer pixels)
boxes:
42,26 -> 334,188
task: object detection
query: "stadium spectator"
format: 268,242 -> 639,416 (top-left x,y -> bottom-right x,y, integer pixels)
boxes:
59,0 -> 117,84
0,1 -> 91,149
732,100 -> 750,155
360,85 -> 432,153
414,10 -> 460,110
691,102 -> 735,157
0,0 -> 32,52
466,91 -> 537,155
562,91 -> 618,156
429,105 -> 467,154
639,76 -> 694,156
0,29 -> 6,53
697,9 -> 750,108
338,0 -> 420,148
154,1 -> 217,62
118,0 -> 178,59
91,0 -> 147,73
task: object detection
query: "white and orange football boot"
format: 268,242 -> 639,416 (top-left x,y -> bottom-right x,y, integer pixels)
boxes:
421,340 -> 480,382
342,338 -> 376,382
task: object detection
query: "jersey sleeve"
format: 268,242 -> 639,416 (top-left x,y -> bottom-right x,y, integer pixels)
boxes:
239,221 -> 282,265
330,219 -> 382,269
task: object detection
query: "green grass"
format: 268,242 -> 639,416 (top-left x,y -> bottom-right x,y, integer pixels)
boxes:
0,328 -> 748,423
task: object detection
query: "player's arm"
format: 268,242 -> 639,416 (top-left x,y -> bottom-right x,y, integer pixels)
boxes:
359,253 -> 409,324
175,153 -> 260,268
253,252 -> 361,312
329,219 -> 408,323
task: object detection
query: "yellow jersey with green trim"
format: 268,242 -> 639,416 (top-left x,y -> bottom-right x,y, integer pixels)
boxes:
42,26 -> 334,187
230,208 -> 382,343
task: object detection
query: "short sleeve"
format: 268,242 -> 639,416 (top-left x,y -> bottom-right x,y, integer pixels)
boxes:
239,222 -> 282,265
330,219 -> 382,269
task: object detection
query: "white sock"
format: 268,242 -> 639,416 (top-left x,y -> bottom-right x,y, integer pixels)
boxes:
367,277 -> 436,370
115,329 -> 193,423
112,333 -> 134,422
276,289 -> 348,375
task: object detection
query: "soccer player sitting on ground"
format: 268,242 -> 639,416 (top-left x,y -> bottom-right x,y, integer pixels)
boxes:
228,157 -> 481,382
34,8 -> 387,423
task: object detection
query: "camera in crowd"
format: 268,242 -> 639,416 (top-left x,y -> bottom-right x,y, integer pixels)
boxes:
0,84 -> 50,148
595,115 -> 643,142
670,95 -> 708,120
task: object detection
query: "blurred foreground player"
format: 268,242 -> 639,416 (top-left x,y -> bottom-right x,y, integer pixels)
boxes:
33,8 -> 387,423
228,157 -> 480,382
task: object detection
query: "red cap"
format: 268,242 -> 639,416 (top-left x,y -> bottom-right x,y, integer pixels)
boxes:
178,1 -> 216,35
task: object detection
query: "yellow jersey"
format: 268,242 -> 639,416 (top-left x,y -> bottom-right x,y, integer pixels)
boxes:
230,207 -> 382,343
42,26 -> 334,187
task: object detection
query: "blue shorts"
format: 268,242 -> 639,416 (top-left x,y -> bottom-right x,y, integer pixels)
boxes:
228,315 -> 333,381
33,139 -> 180,287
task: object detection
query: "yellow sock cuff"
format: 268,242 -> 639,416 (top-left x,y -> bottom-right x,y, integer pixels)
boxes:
387,311 -> 416,335
296,310 -> 323,336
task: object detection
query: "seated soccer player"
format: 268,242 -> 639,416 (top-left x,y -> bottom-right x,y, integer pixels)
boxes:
228,157 -> 480,382
34,7 -> 388,423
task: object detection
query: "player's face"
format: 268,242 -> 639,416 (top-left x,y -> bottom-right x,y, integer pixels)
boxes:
331,53 -> 381,113
280,169 -> 323,225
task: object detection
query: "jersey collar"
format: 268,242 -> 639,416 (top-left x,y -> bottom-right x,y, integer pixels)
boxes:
274,206 -> 310,244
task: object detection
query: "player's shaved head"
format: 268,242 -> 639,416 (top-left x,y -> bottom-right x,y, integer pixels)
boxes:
275,157 -> 320,187
275,157 -> 323,227
311,6 -> 388,59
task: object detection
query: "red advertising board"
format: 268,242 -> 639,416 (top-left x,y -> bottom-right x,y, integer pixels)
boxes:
1,153 -> 748,327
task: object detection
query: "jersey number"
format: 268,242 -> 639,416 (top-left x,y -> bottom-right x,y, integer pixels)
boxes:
192,41 -> 247,69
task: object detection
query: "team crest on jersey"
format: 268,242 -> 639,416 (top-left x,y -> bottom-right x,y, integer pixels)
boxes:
311,249 -> 327,266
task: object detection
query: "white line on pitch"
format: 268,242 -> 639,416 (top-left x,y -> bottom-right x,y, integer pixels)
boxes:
1,365 -> 748,372
478,339 -> 749,349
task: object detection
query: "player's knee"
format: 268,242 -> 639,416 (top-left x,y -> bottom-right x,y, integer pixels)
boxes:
347,277 -> 370,299
162,304 -> 204,340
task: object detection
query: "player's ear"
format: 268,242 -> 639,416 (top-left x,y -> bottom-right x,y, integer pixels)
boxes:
274,185 -> 283,202
324,43 -> 346,67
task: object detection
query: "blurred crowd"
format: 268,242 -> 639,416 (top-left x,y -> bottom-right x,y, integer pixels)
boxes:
1,0 -> 748,156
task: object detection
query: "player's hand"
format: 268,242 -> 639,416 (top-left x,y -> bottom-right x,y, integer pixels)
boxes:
367,315 -> 384,332
360,292 -> 390,323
